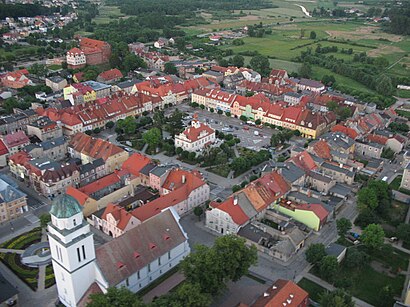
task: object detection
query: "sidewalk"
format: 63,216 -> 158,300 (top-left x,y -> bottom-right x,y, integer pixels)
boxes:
142,272 -> 185,304
37,228 -> 48,291
0,248 -> 24,254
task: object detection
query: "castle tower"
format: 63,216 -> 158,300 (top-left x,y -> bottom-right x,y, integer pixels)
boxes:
47,194 -> 96,307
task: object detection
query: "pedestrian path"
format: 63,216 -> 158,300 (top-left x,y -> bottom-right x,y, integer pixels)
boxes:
142,272 -> 185,304
0,248 -> 25,254
304,273 -> 374,307
37,228 -> 48,291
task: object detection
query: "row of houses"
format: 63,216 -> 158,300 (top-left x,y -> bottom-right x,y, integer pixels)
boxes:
192,88 -> 337,138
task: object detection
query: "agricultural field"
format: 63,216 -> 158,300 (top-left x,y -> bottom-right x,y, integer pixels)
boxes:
92,5 -> 127,25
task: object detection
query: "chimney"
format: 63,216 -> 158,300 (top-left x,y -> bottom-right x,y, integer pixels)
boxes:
339,163 -> 343,168
233,196 -> 238,205
182,175 -> 186,184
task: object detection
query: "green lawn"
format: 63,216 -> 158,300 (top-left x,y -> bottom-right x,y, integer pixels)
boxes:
297,278 -> 327,302
397,110 -> 410,120
93,5 -> 126,25
389,176 -> 403,191
397,89 -> 410,99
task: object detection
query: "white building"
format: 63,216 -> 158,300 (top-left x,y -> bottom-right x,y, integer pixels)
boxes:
240,69 -> 261,83
66,48 -> 86,69
48,194 -> 190,307
174,118 -> 215,152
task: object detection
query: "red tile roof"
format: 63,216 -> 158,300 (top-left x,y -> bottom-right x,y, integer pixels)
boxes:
251,279 -> 308,307
180,121 -> 215,142
3,131 -> 30,148
299,203 -> 328,223
98,68 -> 123,81
210,197 -> 249,225
331,124 -> 358,139
122,153 -> 152,177
101,203 -> 135,231
67,47 -> 83,55
288,151 -> 317,172
312,140 -> 331,160
80,37 -> 109,49
79,173 -> 121,195
66,186 -> 90,206
162,168 -> 205,192
0,139 -> 9,156
367,134 -> 388,145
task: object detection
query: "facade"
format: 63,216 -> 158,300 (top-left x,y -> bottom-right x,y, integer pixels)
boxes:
48,194 -> 190,307
23,136 -> 68,161
174,118 -> 215,152
0,176 -> 28,222
66,48 -> 86,69
46,76 -> 68,92
297,78 -> 325,93
0,109 -> 39,136
355,140 -> 383,159
0,140 -> 9,167
27,117 -> 63,141
0,69 -> 33,89
79,37 -> 112,66
97,69 -> 123,84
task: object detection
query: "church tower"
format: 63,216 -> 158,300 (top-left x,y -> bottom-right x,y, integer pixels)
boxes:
47,194 -> 96,307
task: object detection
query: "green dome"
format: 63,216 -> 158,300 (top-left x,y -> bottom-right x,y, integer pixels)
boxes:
50,194 -> 82,218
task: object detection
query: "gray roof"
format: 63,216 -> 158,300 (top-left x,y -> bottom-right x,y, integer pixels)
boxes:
41,136 -> 66,150
287,227 -> 306,248
204,70 -> 224,77
117,79 -> 139,89
299,78 -> 324,88
140,163 -> 157,176
309,171 -> 333,183
238,223 -> 278,245
150,165 -> 174,177
95,209 -> 186,286
287,191 -> 326,206
47,76 -> 65,83
80,158 -> 105,174
285,92 -> 303,98
329,183 -> 351,197
326,242 -> 346,257
331,150 -> 348,160
366,158 -> 384,170
50,194 -> 82,218
237,192 -> 258,219
321,162 -> 354,177
0,177 -> 26,204
0,273 -> 18,304
321,132 -> 354,150
280,163 -> 305,183
84,81 -> 111,91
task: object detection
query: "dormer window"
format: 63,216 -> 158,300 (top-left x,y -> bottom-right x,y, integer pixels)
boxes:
133,251 -> 140,259
149,243 -> 156,250
117,261 -> 125,269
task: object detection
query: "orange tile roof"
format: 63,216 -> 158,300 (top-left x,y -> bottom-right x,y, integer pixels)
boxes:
181,121 -> 215,142
101,203 -> 135,231
79,173 -> 121,195
331,124 -> 359,139
67,47 -> 83,54
251,279 -> 308,307
298,203 -> 328,223
312,140 -> 331,160
288,151 -> 317,172
122,153 -> 152,177
162,168 -> 205,192
80,37 -> 109,49
98,68 -> 123,81
367,134 -> 388,145
0,139 -> 9,156
210,197 -> 249,225
66,186 -> 90,206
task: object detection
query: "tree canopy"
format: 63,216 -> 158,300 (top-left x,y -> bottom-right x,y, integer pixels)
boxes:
362,224 -> 385,250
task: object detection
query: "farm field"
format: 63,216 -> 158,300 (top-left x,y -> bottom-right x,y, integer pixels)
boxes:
93,5 -> 127,25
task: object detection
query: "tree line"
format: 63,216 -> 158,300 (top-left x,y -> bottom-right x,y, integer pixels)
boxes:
0,3 -> 60,19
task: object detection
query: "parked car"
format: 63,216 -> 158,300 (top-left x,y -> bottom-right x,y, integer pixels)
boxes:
243,125 -> 249,130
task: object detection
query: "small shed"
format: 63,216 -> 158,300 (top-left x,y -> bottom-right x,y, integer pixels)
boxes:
326,242 -> 347,263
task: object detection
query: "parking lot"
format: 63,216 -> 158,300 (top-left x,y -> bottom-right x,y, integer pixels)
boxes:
173,104 -> 275,151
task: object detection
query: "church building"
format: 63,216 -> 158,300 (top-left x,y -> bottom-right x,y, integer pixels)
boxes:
47,194 -> 190,307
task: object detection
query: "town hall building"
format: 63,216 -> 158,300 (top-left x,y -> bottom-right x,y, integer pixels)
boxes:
47,194 -> 190,307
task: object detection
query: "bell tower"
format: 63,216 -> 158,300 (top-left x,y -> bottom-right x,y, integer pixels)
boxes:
47,194 -> 96,307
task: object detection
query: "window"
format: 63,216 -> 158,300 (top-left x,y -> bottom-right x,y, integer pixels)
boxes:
137,271 -> 140,279
148,263 -> 151,273
56,246 -> 60,260
82,245 -> 86,260
125,278 -> 129,287
158,257 -> 161,266
77,247 -> 81,262
168,251 -> 171,260
73,219 -> 76,227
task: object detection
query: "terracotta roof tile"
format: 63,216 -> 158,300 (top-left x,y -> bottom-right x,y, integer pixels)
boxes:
210,197 -> 249,225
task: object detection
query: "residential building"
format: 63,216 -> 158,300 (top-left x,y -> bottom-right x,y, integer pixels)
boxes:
250,279 -> 309,307
83,81 -> 112,99
79,37 -> 112,65
0,140 -> 9,167
78,158 -> 106,187
97,69 -> 123,84
92,203 -> 141,238
319,162 -> 355,185
23,136 -> 68,161
2,131 -> 30,154
48,195 -> 190,307
284,92 -> 304,105
191,89 -> 236,113
202,70 -> 224,83
326,242 -> 347,263
68,132 -> 128,173
27,117 -> 63,141
273,198 -> 329,231
0,109 -> 39,135
400,163 -> 410,191
0,69 -> 33,89
297,78 -> 325,93
355,140 -> 383,159
0,176 -> 28,222
46,76 -> 68,92
174,117 -> 215,152
63,83 -> 96,105
239,68 -> 261,83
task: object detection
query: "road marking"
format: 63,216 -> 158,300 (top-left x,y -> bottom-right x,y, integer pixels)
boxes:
25,214 -> 39,224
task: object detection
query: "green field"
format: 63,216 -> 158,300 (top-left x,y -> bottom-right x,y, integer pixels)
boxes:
93,5 -> 126,25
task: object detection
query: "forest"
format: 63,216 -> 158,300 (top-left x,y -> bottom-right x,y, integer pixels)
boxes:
385,2 -> 410,35
0,4 -> 60,19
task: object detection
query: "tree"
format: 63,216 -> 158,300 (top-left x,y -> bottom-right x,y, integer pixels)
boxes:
143,128 -> 162,150
225,111 -> 231,117
181,235 -> 257,295
362,224 -> 385,250
299,62 -> 312,78
176,147 -> 183,155
357,187 -> 378,212
397,223 -> 410,244
40,213 -> 51,228
105,121 -> 115,129
305,243 -> 326,265
255,119 -> 261,125
164,62 -> 178,75
336,218 -> 352,237
375,75 -> 394,96
93,127 -> 101,134
319,289 -> 354,307
217,109 -> 223,115
378,285 -> 394,307
319,256 -> 339,282
152,283 -> 211,307
123,53 -> 146,72
250,55 -> 270,76
232,185 -> 241,192
88,287 -> 144,307
193,206 -> 204,221
310,31 -> 317,39
232,54 -> 244,68
345,248 -> 368,269
153,110 -> 165,129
